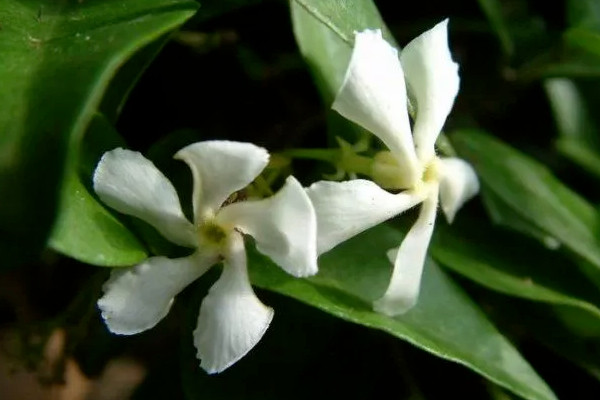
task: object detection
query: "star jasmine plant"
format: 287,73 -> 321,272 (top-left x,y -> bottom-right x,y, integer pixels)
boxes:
92,140 -> 317,373
307,20 -> 479,316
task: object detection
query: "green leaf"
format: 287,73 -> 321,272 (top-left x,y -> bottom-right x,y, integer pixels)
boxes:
544,78 -> 597,142
480,188 -> 559,246
291,0 -> 390,45
290,0 -> 392,102
568,0 -> 600,31
451,129 -> 600,272
49,115 -> 147,266
476,0 -> 514,56
0,0 -> 198,267
431,220 -> 600,320
250,224 -> 557,400
556,139 -> 600,178
483,294 -> 600,382
544,78 -> 600,177
565,28 -> 600,58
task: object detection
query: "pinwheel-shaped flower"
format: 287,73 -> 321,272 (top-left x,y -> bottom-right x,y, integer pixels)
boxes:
93,141 -> 317,373
307,20 -> 479,316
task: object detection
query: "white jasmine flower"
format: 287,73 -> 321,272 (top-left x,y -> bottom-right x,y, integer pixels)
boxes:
307,20 -> 479,316
93,141 -> 317,373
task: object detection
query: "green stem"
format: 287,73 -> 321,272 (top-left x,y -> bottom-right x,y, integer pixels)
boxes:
339,152 -> 374,176
280,148 -> 339,163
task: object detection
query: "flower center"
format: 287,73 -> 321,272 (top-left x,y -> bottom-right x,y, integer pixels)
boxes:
371,151 -> 414,189
198,219 -> 231,249
421,158 -> 441,184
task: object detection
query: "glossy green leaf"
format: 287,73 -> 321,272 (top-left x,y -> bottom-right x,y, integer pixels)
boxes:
290,0 -> 392,102
476,0 -> 514,56
452,129 -> 600,271
49,172 -> 148,267
431,220 -> 600,320
49,114 -> 148,266
0,0 -> 198,267
250,224 -> 557,400
291,0 -> 390,45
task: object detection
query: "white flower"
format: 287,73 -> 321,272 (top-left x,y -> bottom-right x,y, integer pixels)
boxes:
93,141 -> 317,373
307,20 -> 479,316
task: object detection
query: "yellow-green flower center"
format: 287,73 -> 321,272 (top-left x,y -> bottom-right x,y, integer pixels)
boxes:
198,219 -> 230,249
421,158 -> 440,184
371,151 -> 441,192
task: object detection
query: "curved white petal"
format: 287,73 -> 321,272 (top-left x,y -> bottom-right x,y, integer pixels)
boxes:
217,176 -> 317,277
306,179 -> 425,255
333,30 -> 420,187
175,141 -> 269,221
93,148 -> 196,247
98,250 -> 217,335
373,187 -> 439,316
438,157 -> 479,223
195,232 -> 273,374
401,19 -> 460,162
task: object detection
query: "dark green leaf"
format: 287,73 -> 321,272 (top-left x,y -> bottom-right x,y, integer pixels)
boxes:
452,129 -> 600,272
0,0 -> 197,267
49,115 -> 147,266
568,0 -> 600,31
565,28 -> 600,58
480,188 -> 558,246
250,224 -> 557,400
432,219 -> 600,320
476,0 -> 514,56
290,0 -> 393,102
483,294 -> 600,383
291,0 -> 391,45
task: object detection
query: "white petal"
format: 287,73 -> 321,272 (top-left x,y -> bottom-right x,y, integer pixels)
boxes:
333,29 -> 420,187
93,148 -> 196,247
195,232 -> 273,374
401,19 -> 460,162
174,141 -> 269,221
306,179 -> 425,255
373,187 -> 439,316
438,157 -> 479,223
217,176 -> 318,277
98,251 -> 217,335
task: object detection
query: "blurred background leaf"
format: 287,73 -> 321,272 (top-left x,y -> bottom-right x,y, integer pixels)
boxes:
452,129 -> 600,282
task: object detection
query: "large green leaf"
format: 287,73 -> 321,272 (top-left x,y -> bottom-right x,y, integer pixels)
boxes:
452,129 -> 600,272
49,114 -> 148,266
431,220 -> 600,320
250,224 -> 557,400
0,0 -> 197,267
291,0 -> 390,45
290,0 -> 392,102
483,293 -> 600,383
